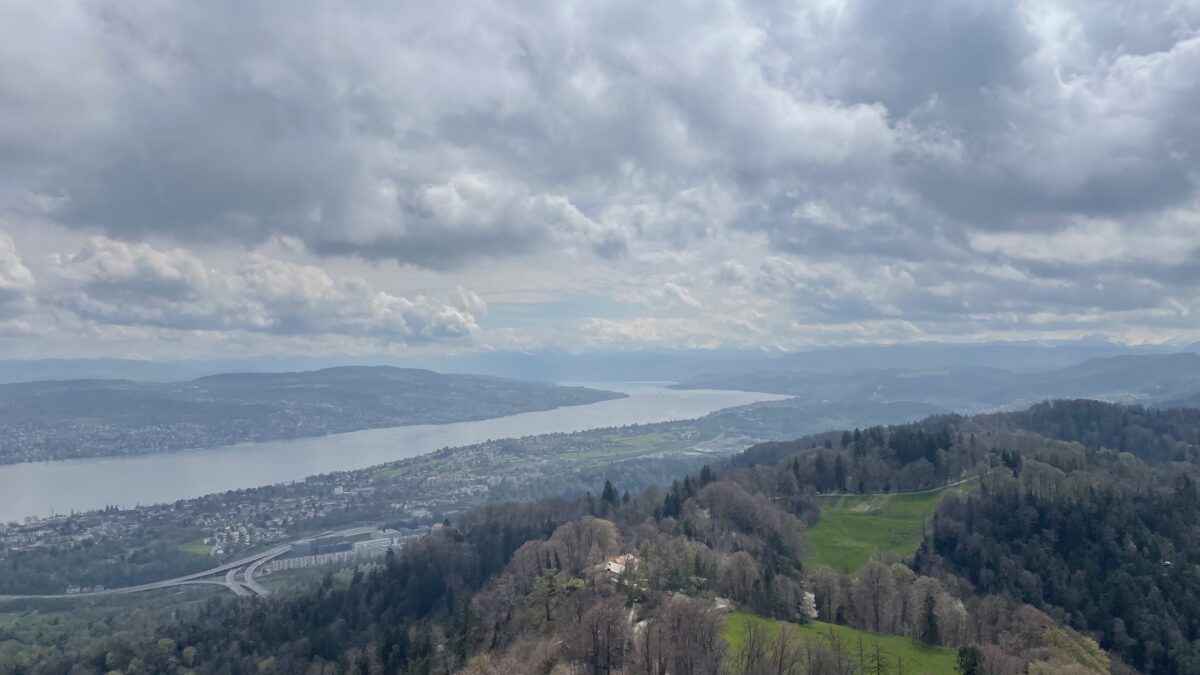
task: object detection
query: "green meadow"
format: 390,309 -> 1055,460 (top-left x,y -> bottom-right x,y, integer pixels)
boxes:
177,538 -> 213,556
725,612 -> 958,675
804,479 -> 976,575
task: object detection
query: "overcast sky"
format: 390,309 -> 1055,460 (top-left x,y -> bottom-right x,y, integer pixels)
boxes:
2,0 -> 1199,359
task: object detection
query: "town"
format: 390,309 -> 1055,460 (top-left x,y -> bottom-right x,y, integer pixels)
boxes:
0,405 -> 779,595
0,397 -> 903,597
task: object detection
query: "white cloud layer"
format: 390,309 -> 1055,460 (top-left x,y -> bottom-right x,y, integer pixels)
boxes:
0,233 -> 35,316
39,237 -> 481,343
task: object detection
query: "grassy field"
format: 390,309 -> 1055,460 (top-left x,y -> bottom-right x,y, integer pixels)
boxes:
178,538 -> 213,556
725,612 -> 958,675
804,479 -> 976,575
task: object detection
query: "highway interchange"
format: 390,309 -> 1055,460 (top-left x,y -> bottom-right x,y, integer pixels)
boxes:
0,524 -> 378,603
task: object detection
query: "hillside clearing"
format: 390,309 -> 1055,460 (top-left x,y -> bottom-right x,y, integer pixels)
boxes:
725,612 -> 958,675
805,479 -> 976,574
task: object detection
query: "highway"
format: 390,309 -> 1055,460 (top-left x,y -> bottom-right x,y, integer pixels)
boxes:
241,545 -> 289,596
0,523 -> 380,603
224,567 -> 250,596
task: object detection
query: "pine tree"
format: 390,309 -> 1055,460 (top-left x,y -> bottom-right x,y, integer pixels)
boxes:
601,480 -> 618,506
662,481 -> 683,518
868,642 -> 890,675
834,456 -> 848,492
955,646 -> 983,675
920,593 -> 939,645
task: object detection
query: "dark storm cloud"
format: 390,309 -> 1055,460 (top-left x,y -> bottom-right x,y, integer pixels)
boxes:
841,0 -> 1037,117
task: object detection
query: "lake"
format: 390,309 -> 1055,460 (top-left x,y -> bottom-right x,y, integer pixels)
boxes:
0,383 -> 784,523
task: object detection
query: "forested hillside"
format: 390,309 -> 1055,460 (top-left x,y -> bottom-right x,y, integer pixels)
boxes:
1004,398 -> 1200,463
9,400 -> 1200,674
920,403 -> 1200,674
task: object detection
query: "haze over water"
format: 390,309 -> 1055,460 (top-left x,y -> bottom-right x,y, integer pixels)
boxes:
0,383 -> 784,523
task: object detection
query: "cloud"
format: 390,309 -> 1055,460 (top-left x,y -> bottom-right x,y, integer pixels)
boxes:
0,233 -> 36,316
314,172 -> 628,265
0,0 -> 893,267
616,281 -> 703,311
3,0 -> 1200,353
43,237 -> 481,342
8,1 -> 1195,252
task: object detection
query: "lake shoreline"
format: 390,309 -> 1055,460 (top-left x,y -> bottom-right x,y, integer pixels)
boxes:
0,387 -> 629,469
0,384 -> 786,523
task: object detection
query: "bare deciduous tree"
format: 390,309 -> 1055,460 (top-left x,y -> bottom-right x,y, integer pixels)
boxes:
631,596 -> 726,675
724,552 -> 761,604
853,562 -> 896,633
566,595 -> 630,675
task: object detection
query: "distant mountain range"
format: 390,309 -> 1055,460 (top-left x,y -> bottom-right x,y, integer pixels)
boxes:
0,367 -> 622,464
674,352 -> 1200,412
4,339 -> 1198,384
7,347 -> 1200,465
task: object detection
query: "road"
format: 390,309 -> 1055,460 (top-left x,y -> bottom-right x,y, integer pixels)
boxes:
0,523 -> 379,603
224,567 -> 250,597
241,546 -> 289,596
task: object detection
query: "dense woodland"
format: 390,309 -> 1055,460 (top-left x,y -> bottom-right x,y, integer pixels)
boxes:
1005,399 -> 1200,463
5,400 -> 1200,674
920,403 -> 1200,674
